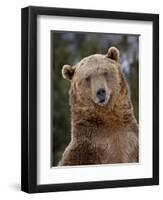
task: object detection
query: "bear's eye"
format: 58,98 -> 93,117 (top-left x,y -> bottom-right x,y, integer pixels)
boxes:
103,72 -> 109,77
85,76 -> 90,82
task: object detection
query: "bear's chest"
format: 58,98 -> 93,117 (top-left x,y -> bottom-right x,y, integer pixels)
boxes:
85,131 -> 137,164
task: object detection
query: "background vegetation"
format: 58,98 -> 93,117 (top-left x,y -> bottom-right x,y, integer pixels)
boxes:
52,31 -> 139,166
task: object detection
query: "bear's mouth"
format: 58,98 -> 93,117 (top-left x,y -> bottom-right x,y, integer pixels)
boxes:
95,97 -> 109,107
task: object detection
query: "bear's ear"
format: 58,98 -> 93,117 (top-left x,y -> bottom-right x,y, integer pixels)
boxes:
106,47 -> 120,62
62,64 -> 75,81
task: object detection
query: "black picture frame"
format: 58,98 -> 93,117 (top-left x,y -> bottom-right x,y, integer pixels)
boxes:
21,6 -> 159,193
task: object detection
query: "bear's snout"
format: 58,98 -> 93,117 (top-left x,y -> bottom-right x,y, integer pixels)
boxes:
96,88 -> 106,103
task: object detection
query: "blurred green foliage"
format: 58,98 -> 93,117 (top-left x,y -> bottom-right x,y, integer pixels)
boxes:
52,31 -> 139,166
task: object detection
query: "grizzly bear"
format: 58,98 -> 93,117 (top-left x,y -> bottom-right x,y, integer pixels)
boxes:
59,47 -> 138,166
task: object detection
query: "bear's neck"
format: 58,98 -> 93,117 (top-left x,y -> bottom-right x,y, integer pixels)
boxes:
70,94 -> 138,140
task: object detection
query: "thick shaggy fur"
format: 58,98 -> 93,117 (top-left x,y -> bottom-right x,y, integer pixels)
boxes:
59,47 -> 138,166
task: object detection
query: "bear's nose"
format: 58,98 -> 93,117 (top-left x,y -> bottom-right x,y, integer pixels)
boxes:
96,88 -> 106,103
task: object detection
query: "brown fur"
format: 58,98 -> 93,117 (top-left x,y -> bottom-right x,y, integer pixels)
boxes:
59,47 -> 138,166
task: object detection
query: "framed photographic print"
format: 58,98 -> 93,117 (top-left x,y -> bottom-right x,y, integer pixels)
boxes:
21,6 -> 159,193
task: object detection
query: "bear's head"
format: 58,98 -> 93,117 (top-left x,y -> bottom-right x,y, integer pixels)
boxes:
62,47 -> 126,110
